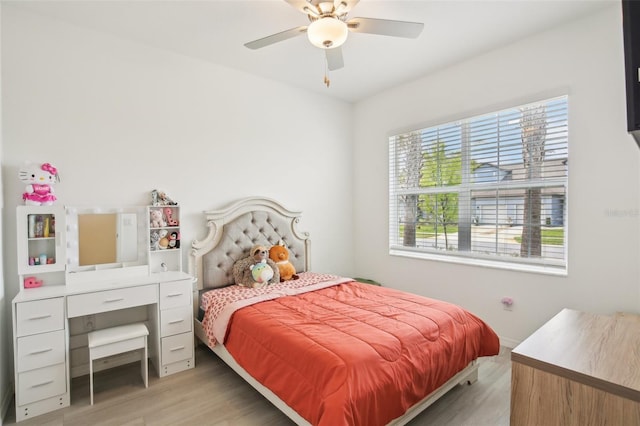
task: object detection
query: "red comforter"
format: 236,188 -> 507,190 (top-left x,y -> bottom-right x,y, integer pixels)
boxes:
212,276 -> 499,426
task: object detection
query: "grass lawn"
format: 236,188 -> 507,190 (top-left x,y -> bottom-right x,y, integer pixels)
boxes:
514,228 -> 564,245
398,224 -> 564,246
400,224 -> 459,238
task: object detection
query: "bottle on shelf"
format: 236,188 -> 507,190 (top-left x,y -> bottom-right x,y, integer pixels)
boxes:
35,215 -> 43,238
28,215 -> 36,238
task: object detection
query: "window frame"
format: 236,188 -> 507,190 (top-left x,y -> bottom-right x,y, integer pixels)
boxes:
388,96 -> 569,276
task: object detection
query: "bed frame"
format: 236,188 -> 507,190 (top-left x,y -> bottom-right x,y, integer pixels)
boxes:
189,196 -> 479,426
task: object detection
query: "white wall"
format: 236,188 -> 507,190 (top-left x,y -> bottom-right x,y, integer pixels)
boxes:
0,5 -> 354,415
353,4 -> 640,347
2,1 -> 639,418
0,4 -> 6,423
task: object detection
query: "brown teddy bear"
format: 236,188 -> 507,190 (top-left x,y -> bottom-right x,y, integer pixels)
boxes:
269,242 -> 299,281
233,245 -> 280,288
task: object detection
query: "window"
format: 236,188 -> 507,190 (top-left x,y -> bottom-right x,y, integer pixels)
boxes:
389,96 -> 568,274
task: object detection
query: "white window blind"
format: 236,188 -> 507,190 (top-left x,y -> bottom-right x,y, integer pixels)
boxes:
389,96 -> 568,274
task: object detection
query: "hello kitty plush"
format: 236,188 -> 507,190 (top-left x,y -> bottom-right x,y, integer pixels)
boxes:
19,162 -> 60,205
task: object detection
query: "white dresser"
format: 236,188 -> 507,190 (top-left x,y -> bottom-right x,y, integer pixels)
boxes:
157,278 -> 194,377
12,294 -> 69,421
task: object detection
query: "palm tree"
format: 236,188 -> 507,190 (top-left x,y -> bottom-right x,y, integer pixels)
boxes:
397,133 -> 423,247
519,105 -> 546,257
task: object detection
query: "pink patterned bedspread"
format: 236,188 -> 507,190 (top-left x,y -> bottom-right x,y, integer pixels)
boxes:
200,272 -> 352,345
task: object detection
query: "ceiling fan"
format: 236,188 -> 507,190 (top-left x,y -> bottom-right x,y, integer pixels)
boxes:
244,0 -> 424,72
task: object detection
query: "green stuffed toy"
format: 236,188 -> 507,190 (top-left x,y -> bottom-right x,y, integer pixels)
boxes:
233,245 -> 280,288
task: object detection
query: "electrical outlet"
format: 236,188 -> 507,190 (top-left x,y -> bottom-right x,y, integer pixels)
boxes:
84,314 -> 96,331
501,296 -> 514,311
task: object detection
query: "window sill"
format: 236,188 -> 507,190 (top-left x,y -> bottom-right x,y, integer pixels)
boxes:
389,249 -> 567,277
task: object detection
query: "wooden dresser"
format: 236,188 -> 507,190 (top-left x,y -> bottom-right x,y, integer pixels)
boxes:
510,309 -> 640,426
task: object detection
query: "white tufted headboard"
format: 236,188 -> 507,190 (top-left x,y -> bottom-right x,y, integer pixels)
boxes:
189,197 -> 310,291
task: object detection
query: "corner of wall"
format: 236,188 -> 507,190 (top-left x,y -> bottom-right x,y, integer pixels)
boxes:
0,379 -> 12,425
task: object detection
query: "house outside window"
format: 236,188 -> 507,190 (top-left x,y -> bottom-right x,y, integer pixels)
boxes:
389,96 -> 568,274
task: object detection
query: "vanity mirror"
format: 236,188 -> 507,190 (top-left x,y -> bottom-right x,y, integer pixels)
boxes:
66,207 -> 148,280
77,213 -> 137,265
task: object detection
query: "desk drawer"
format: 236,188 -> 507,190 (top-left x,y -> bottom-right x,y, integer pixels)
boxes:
67,284 -> 157,318
161,305 -> 192,337
17,330 -> 65,372
162,332 -> 193,365
18,363 -> 66,406
16,298 -> 64,337
159,280 -> 191,309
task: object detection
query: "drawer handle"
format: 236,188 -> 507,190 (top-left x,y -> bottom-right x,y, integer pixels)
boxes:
167,293 -> 183,297
28,314 -> 52,320
170,346 -> 185,352
168,319 -> 184,324
29,348 -> 53,355
31,380 -> 54,388
104,298 -> 125,303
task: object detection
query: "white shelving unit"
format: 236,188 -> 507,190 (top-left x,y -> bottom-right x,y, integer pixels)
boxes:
146,205 -> 193,376
147,205 -> 182,273
13,205 -> 69,421
16,205 -> 67,285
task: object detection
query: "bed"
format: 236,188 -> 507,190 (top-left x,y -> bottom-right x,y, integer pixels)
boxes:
188,196 -> 500,426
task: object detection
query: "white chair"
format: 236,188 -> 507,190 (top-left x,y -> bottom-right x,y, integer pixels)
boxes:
87,323 -> 149,405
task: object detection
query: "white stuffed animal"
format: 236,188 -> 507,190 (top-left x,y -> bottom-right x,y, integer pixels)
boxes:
150,209 -> 166,228
150,231 -> 160,251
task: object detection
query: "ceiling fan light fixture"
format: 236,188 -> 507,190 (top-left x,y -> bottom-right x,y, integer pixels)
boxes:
307,17 -> 348,49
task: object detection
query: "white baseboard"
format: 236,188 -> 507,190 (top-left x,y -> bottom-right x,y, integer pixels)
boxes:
1,380 -> 14,425
499,335 -> 520,349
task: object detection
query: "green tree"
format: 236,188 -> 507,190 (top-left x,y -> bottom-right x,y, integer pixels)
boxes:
420,141 -> 461,249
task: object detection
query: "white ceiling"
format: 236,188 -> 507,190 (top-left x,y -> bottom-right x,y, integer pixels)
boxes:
7,0 -> 616,103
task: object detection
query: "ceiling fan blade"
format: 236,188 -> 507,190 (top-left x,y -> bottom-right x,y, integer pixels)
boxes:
244,26 -> 307,50
347,17 -> 424,38
326,47 -> 344,71
334,0 -> 360,15
283,0 -> 313,13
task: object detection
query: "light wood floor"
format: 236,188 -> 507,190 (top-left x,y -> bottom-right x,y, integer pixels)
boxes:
4,345 -> 511,425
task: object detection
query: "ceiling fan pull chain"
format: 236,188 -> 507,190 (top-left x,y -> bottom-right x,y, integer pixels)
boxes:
323,52 -> 331,88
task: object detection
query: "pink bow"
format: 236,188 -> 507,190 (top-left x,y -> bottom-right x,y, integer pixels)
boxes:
41,163 -> 57,175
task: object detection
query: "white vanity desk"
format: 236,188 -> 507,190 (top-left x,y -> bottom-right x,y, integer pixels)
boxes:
12,206 -> 194,422
65,271 -> 195,382
12,270 -> 194,422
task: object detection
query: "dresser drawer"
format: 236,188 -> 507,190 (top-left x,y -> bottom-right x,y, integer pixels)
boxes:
17,330 -> 65,372
159,280 -> 191,310
67,284 -> 157,317
160,305 -> 192,337
161,332 -> 193,365
17,363 -> 66,406
16,298 -> 64,337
